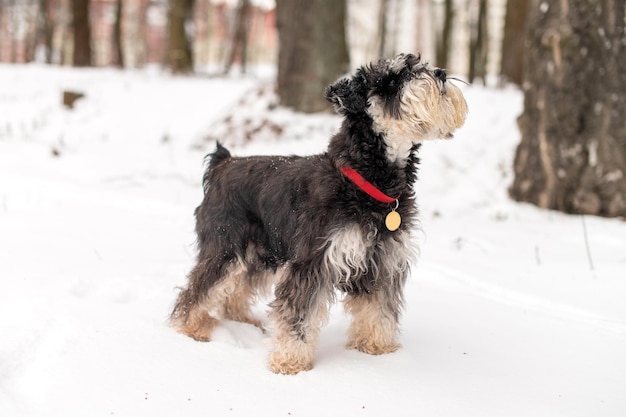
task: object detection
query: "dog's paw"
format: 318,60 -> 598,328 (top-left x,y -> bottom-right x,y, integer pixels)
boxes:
174,317 -> 220,342
179,326 -> 212,342
268,352 -> 313,375
347,338 -> 401,355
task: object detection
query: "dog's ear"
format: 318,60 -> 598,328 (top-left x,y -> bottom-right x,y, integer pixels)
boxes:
324,75 -> 367,114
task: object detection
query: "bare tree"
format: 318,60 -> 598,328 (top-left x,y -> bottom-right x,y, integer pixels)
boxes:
276,0 -> 350,113
71,0 -> 91,66
0,3 -> 3,61
224,0 -> 250,74
435,0 -> 453,68
3,0 -> 18,62
166,0 -> 195,73
468,0 -> 488,84
112,0 -> 124,68
37,0 -> 53,63
21,1 -> 38,62
499,0 -> 528,86
510,0 -> 626,217
378,0 -> 402,58
377,0 -> 389,57
59,0 -> 72,65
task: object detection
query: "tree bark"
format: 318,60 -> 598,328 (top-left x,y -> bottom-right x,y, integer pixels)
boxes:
71,0 -> 91,67
112,0 -> 124,68
224,0 -> 251,74
378,0 -> 389,57
468,0 -> 488,84
511,0 -> 626,217
436,0 -> 453,69
137,0 -> 151,67
500,0 -> 528,85
166,0 -> 195,73
276,0 -> 350,113
38,0 -> 54,64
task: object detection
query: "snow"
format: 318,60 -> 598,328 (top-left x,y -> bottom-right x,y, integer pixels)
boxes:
1,64 -> 625,417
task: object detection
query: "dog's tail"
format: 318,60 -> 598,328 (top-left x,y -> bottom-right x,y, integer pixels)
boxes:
201,142 -> 231,193
208,141 -> 231,170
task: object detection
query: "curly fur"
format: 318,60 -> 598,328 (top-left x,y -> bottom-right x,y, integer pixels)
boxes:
170,53 -> 468,374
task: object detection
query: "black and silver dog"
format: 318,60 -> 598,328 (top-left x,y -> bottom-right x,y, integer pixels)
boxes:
170,53 -> 468,374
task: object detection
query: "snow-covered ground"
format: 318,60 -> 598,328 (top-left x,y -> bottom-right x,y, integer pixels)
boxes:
1,64 -> 625,417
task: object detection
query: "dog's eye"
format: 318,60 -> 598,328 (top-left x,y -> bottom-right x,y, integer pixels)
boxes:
378,76 -> 400,96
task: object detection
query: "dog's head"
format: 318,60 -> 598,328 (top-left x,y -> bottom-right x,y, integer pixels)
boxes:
325,53 -> 468,161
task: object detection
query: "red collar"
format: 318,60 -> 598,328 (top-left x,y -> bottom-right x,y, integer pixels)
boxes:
340,166 -> 399,204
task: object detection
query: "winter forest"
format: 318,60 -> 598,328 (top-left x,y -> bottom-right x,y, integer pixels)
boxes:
1,0 -> 625,416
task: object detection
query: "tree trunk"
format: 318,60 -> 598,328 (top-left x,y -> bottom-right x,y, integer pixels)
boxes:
71,0 -> 91,67
377,0 -> 389,57
26,3 -> 40,62
499,0 -> 528,86
9,0 -> 17,62
468,0 -> 488,84
379,0 -> 401,58
511,0 -> 626,217
276,0 -> 350,113
112,0 -> 124,68
224,0 -> 251,74
137,0 -> 151,67
60,0 -> 72,66
38,0 -> 54,64
166,0 -> 194,73
435,0 -> 453,69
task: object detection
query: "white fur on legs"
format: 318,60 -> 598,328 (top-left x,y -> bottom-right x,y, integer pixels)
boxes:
172,299 -> 221,342
268,325 -> 317,375
173,259 -> 271,340
344,291 -> 401,355
267,268 -> 332,374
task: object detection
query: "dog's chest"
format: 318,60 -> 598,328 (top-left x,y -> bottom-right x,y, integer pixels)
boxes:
322,223 -> 412,293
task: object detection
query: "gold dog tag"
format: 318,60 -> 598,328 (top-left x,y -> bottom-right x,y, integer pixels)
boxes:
385,210 -> 401,231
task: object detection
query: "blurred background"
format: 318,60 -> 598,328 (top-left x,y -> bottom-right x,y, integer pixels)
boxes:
0,0 -> 511,83
0,0 -> 624,217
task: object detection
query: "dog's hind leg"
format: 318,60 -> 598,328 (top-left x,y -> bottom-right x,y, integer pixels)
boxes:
171,256 -> 272,340
220,243 -> 275,331
170,257 -> 226,341
221,267 -> 272,331
172,256 -> 256,341
173,299 -> 220,342
267,266 -> 334,374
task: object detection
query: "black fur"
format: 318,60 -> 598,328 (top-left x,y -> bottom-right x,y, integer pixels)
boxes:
181,132 -> 418,305
170,54 -> 451,371
176,125 -> 418,309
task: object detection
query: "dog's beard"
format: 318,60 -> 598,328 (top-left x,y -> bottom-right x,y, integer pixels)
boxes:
368,76 -> 468,163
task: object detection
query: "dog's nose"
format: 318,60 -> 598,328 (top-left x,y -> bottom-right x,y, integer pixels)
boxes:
434,68 -> 446,82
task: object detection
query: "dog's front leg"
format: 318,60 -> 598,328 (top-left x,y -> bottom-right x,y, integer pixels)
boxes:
267,266 -> 333,375
344,288 -> 403,355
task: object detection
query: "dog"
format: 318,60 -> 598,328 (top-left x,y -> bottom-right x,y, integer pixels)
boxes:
170,53 -> 468,374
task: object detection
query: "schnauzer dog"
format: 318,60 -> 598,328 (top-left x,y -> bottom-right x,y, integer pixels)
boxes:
170,53 -> 468,374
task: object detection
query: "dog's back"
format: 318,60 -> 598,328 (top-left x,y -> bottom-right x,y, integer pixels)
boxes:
196,143 -> 333,265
